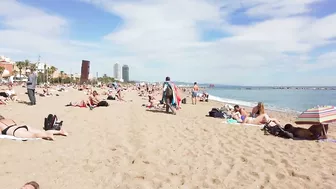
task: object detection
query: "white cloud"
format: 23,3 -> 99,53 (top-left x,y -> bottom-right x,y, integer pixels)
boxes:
0,0 -> 335,85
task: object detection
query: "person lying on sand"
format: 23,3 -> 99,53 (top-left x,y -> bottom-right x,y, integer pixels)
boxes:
0,115 -> 67,140
284,124 -> 328,140
21,181 -> 39,189
244,113 -> 280,125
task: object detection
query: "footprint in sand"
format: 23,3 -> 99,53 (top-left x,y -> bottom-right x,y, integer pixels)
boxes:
264,158 -> 277,166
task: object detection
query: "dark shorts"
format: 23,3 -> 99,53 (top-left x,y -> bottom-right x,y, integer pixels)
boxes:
192,91 -> 197,98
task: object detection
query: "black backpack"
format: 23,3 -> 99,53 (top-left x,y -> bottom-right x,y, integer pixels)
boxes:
262,124 -> 293,139
97,100 -> 109,107
209,108 -> 224,118
44,114 -> 63,131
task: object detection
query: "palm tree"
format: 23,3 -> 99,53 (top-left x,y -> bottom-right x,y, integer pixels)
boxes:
48,66 -> 57,83
15,61 -> 25,80
0,66 -> 5,79
60,71 -> 64,83
23,59 -> 30,73
29,63 -> 37,72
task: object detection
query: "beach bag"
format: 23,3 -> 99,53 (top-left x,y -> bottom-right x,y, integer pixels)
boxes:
262,124 -> 293,139
107,96 -> 115,100
181,98 -> 186,104
97,100 -> 109,107
209,108 -> 224,118
44,114 -> 63,131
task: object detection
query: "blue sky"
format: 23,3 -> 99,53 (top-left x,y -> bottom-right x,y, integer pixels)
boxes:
0,0 -> 335,85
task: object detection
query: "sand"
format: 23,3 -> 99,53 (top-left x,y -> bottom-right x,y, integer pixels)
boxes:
1,86 -> 336,189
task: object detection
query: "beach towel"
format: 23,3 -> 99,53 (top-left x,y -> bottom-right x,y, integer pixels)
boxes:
223,119 -> 263,128
162,81 -> 177,107
318,138 -> 336,143
0,135 -> 41,141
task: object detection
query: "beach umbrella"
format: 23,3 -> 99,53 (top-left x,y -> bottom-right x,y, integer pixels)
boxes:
295,106 -> 336,139
295,106 -> 336,124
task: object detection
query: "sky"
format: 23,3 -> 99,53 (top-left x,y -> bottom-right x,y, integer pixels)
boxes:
0,0 -> 335,86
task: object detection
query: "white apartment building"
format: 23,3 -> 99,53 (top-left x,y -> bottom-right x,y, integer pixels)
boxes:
113,63 -> 121,80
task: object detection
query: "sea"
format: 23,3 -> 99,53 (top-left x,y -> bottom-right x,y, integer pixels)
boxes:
205,87 -> 336,113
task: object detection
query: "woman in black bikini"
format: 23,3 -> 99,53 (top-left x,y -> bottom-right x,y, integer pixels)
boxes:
0,115 -> 67,140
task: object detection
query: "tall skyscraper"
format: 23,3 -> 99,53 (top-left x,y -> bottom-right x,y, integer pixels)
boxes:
80,60 -> 90,84
113,63 -> 120,80
122,65 -> 129,82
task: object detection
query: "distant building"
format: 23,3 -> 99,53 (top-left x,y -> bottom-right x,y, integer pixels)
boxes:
0,55 -> 14,77
122,65 -> 129,82
80,60 -> 90,84
114,63 -> 121,80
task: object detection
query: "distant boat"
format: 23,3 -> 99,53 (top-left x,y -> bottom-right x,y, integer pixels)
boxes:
209,84 -> 215,88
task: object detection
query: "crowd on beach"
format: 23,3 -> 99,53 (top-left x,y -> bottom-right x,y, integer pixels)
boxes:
0,71 -> 334,187
0,72 -> 330,141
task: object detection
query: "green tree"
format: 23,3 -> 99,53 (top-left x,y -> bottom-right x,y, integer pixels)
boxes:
15,61 -> 25,80
48,66 -> 57,83
60,71 -> 64,83
23,59 -> 30,72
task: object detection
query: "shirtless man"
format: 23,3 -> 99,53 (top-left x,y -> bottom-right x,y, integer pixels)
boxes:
192,82 -> 199,105
232,105 -> 249,122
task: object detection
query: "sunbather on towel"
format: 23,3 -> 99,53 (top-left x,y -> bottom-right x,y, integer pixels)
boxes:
243,113 -> 280,125
0,115 -> 67,140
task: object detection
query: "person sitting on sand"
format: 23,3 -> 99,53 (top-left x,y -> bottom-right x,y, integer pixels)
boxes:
232,105 -> 249,122
21,181 -> 39,189
42,85 -> 52,96
88,90 -> 100,106
251,102 -> 265,118
199,91 -> 209,102
146,94 -> 161,108
244,113 -> 280,125
0,115 -> 67,140
115,88 -> 125,101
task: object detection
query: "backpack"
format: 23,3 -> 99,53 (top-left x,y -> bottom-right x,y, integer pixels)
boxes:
44,114 -> 63,131
262,124 -> 293,139
97,100 -> 109,107
107,96 -> 115,100
209,108 -> 224,118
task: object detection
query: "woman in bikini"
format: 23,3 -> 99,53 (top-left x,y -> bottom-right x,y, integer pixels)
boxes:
0,115 -> 67,140
243,113 -> 280,125
251,102 -> 265,117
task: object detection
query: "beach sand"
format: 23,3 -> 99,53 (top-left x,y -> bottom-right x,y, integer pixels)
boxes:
1,87 -> 336,189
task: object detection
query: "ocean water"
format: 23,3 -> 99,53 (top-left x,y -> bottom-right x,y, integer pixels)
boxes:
206,87 -> 336,113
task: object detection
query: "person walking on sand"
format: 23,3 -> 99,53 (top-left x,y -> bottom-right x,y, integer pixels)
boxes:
162,76 -> 177,115
26,69 -> 37,105
192,82 -> 199,105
